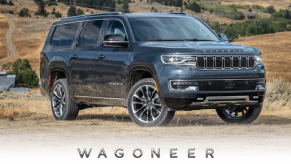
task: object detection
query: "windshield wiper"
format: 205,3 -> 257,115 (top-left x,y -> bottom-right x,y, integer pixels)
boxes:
183,39 -> 216,41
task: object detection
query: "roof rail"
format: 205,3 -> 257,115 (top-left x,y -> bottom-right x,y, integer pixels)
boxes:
171,13 -> 187,15
60,12 -> 123,21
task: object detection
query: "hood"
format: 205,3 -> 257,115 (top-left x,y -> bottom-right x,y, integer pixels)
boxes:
139,41 -> 261,55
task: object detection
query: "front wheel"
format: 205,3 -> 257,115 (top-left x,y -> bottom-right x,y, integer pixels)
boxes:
216,105 -> 262,124
127,78 -> 175,127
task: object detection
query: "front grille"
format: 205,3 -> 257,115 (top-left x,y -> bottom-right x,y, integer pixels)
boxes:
196,56 -> 255,70
198,80 -> 257,91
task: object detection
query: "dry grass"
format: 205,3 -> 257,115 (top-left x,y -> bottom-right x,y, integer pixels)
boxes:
1,78 -> 291,124
232,31 -> 291,83
0,14 -> 9,59
219,0 -> 291,11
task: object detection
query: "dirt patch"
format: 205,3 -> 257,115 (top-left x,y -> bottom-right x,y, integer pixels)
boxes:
0,14 -> 9,59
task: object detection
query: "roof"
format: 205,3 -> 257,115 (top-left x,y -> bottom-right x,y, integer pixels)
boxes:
247,13 -> 256,16
124,13 -> 193,18
57,12 -> 192,23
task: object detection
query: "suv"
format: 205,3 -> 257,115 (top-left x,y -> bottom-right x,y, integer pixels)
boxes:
40,12 -> 266,126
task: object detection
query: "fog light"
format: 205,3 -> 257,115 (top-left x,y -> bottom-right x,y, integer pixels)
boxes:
171,81 -> 199,91
256,85 -> 266,91
257,79 -> 266,87
185,86 -> 198,91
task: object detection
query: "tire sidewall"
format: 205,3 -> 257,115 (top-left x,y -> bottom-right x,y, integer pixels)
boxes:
216,106 -> 262,124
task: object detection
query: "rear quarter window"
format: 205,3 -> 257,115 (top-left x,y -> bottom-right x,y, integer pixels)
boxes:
51,23 -> 80,47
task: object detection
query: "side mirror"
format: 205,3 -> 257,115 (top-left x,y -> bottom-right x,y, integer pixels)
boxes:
218,34 -> 228,42
103,34 -> 129,48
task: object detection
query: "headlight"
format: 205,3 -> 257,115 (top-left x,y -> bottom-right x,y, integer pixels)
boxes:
161,55 -> 196,65
254,55 -> 263,65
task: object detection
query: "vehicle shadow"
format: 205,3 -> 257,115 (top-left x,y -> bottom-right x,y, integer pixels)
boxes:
77,114 -> 291,126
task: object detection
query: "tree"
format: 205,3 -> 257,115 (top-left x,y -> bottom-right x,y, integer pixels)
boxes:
224,25 -> 239,42
0,0 -> 7,5
51,7 -> 56,14
4,59 -> 39,87
38,0 -> 46,15
8,0 -> 14,6
183,1 -> 187,6
67,6 -> 77,16
248,8 -> 252,12
265,5 -> 276,14
109,0 -> 116,11
186,1 -> 200,13
122,2 -> 129,10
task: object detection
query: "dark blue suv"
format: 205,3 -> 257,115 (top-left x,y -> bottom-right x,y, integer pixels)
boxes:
40,12 -> 266,126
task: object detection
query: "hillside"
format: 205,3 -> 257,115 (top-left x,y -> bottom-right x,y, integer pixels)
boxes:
0,0 -> 290,83
233,31 -> 291,82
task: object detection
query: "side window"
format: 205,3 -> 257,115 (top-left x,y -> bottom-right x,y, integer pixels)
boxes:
106,20 -> 127,40
51,23 -> 79,47
78,20 -> 104,48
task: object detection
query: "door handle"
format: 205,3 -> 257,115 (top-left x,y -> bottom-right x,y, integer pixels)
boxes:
72,54 -> 78,59
97,55 -> 105,59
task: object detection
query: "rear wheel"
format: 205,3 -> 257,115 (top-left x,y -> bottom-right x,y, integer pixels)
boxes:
127,78 -> 175,127
216,105 -> 262,124
51,79 -> 79,120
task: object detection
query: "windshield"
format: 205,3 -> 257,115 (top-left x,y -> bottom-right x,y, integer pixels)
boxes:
129,17 -> 220,42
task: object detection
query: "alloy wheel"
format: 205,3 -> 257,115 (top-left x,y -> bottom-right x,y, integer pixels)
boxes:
221,107 -> 250,119
52,84 -> 66,117
131,85 -> 162,123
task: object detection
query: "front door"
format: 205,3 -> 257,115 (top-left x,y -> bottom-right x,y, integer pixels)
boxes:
96,19 -> 130,98
70,20 -> 105,97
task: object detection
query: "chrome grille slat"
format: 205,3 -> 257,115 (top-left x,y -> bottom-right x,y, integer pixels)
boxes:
196,56 -> 255,70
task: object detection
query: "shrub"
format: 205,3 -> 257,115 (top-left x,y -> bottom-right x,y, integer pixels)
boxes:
8,10 -> 13,14
248,8 -> 252,12
19,8 -> 31,17
55,11 -> 62,18
286,26 -> 291,31
45,0 -> 58,6
76,8 -> 84,15
223,25 -> 239,42
4,59 -> 39,88
275,21 -> 287,32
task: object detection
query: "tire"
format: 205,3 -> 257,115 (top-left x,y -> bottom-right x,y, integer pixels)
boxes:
216,105 -> 262,124
127,78 -> 175,127
50,78 -> 79,120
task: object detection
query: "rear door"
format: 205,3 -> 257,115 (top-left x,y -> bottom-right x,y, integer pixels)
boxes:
70,19 -> 105,97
